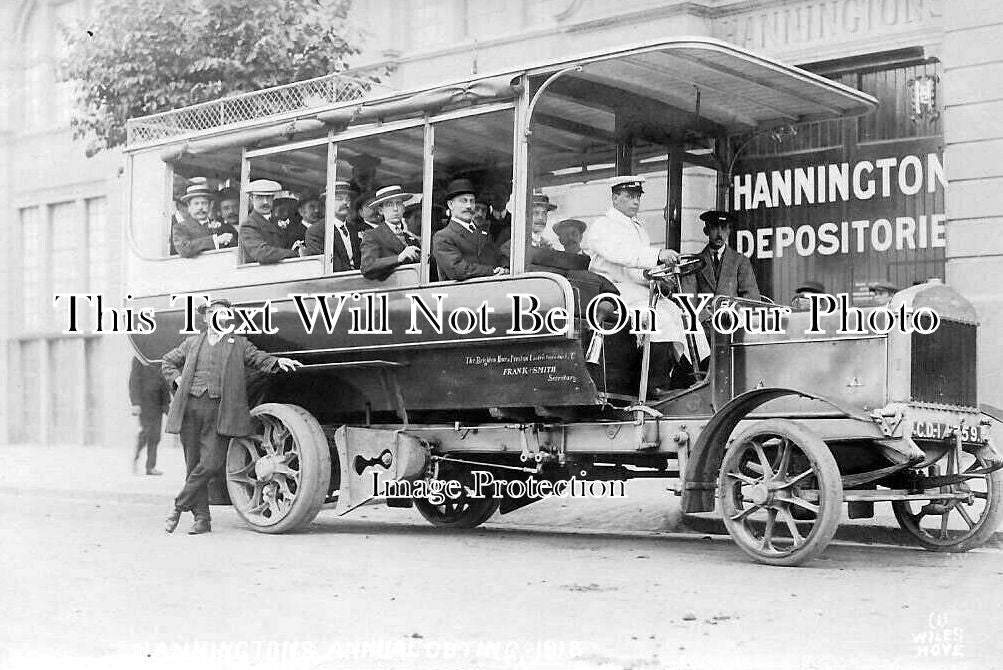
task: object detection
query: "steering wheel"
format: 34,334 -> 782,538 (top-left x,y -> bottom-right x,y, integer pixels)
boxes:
646,254 -> 705,279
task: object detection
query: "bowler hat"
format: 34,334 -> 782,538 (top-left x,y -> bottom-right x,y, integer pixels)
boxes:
217,187 -> 240,202
445,179 -> 476,201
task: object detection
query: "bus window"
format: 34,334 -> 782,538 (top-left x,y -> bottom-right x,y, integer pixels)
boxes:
167,147 -> 243,258
243,142 -> 328,264
335,125 -> 425,281
429,108 -> 514,281
526,76 -> 718,270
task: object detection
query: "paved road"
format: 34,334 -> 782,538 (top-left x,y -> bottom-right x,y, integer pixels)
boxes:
1,491 -> 999,670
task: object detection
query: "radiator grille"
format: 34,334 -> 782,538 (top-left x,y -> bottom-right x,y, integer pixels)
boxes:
911,319 -> 977,407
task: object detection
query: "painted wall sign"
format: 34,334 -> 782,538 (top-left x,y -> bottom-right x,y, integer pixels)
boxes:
715,0 -> 944,53
733,151 -> 946,260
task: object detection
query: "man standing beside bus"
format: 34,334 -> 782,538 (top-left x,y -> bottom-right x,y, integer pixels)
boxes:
162,298 -> 302,534
584,176 -> 709,393
240,180 -> 299,263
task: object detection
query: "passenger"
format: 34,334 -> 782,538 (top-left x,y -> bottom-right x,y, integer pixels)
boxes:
360,185 -> 421,281
472,195 -> 492,233
215,185 -> 242,243
171,178 -> 235,258
294,192 -> 323,257
530,192 -> 557,249
432,179 -> 509,281
869,280 -> 898,305
681,210 -> 760,302
273,190 -> 306,250
303,181 -> 360,271
583,175 -> 710,394
212,186 -> 240,247
791,279 -> 825,312
239,179 -> 299,263
553,218 -> 587,255
404,201 -> 423,235
485,184 -> 512,245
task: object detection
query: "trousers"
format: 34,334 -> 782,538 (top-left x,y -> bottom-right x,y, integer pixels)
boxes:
135,411 -> 162,471
174,393 -> 228,518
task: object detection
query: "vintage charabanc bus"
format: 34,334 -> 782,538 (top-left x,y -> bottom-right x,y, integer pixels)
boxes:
124,36 -> 1002,566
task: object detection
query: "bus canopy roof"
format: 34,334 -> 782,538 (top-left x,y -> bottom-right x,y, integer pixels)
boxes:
126,36 -> 877,152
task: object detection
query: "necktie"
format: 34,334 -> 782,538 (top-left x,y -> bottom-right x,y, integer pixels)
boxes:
338,225 -> 354,267
713,251 -> 721,282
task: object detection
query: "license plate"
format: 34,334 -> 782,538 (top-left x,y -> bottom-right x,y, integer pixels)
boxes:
912,420 -> 988,444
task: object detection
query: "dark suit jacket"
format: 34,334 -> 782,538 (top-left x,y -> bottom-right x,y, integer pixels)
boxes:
305,219 -> 360,272
681,244 -> 761,301
171,214 -> 218,258
432,220 -> 508,281
129,358 -> 169,415
360,222 -> 418,281
240,211 -> 298,264
279,217 -> 307,250
348,220 -> 376,267
162,331 -> 280,437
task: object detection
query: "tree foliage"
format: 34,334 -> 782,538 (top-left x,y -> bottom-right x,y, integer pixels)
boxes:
62,0 -> 368,155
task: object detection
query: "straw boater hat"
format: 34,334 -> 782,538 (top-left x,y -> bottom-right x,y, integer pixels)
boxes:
531,192 -> 557,211
610,175 -> 645,194
246,179 -> 282,195
273,190 -> 299,206
369,185 -> 418,208
180,177 -> 215,203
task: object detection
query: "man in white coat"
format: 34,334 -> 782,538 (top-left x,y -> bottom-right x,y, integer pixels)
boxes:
583,176 -> 709,393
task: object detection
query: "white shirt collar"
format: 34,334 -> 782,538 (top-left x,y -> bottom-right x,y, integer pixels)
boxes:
452,217 -> 478,233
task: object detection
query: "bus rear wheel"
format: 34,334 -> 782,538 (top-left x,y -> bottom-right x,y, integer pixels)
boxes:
413,463 -> 499,529
225,403 -> 331,534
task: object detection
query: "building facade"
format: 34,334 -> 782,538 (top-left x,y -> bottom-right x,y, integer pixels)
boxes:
2,0 -> 1000,446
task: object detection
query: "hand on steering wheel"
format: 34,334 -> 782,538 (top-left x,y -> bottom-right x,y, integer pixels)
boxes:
646,254 -> 705,279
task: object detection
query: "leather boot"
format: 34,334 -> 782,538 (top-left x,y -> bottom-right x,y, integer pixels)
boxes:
164,508 -> 182,534
189,516 -> 212,535
646,343 -> 673,398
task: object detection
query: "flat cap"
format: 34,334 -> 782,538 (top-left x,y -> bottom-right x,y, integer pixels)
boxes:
699,210 -> 738,226
795,279 -> 826,294
197,297 -> 233,314
246,179 -> 282,195
869,280 -> 898,293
